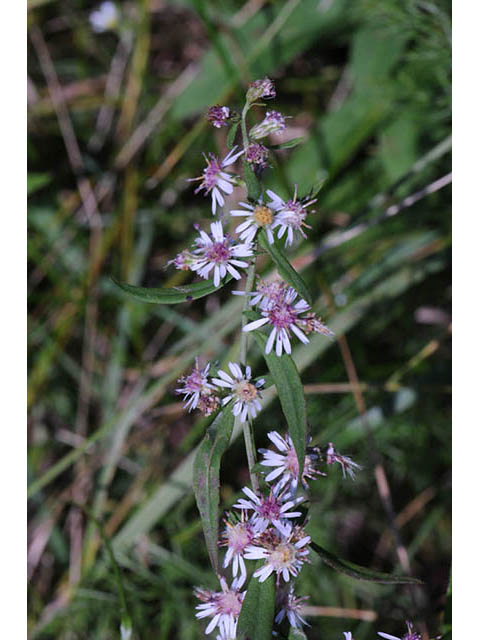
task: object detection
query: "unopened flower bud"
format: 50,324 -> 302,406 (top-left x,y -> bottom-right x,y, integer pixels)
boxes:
206,105 -> 231,129
246,77 -> 276,103
245,143 -> 269,170
250,111 -> 286,139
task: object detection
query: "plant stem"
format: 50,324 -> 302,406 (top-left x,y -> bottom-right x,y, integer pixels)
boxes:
241,102 -> 250,149
237,253 -> 260,492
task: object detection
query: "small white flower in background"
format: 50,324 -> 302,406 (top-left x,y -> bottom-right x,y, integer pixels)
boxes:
267,186 -> 315,247
194,577 -> 245,636
326,442 -> 362,480
176,359 -> 218,413
275,586 -> 309,629
212,362 -> 264,423
378,621 -> 421,640
191,221 -> 253,287
230,200 -> 277,245
250,111 -> 287,140
189,147 -> 244,214
243,287 -> 333,357
220,512 -> 255,586
259,431 -> 323,497
89,1 -> 119,32
233,486 -> 304,536
244,525 -> 311,584
343,633 -> 354,640
120,622 -> 132,640
207,105 -> 231,129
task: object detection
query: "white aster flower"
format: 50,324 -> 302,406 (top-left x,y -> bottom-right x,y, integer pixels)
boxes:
267,186 -> 315,247
191,221 -> 253,287
244,527 -> 311,584
232,278 -> 288,310
230,200 -> 277,245
259,431 -> 322,497
194,577 -> 245,636
212,362 -> 264,423
343,634 -> 354,640
89,1 -> 119,32
242,288 -> 315,356
275,586 -> 309,629
220,512 -> 255,585
189,147 -> 244,214
378,621 -> 421,640
233,487 -> 304,536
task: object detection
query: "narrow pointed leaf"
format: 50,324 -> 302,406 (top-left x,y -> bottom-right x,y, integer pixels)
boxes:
193,407 -> 234,573
311,541 -> 423,584
258,231 -> 313,305
227,121 -> 240,149
252,331 -> 307,479
237,563 -> 275,640
271,136 -> 304,150
111,275 -> 232,305
243,159 -> 262,201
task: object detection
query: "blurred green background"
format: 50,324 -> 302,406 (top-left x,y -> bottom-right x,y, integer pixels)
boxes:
27,0 -> 451,638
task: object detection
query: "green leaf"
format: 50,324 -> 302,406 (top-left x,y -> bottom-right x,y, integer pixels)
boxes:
258,230 -> 313,305
289,628 -> 308,640
243,159 -> 262,201
237,563 -> 275,640
227,121 -> 240,149
111,275 -> 232,305
193,407 -> 234,573
252,331 -> 307,480
270,136 -> 304,150
310,541 -> 423,584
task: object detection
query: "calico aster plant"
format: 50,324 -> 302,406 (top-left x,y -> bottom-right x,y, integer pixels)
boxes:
114,77 -> 424,639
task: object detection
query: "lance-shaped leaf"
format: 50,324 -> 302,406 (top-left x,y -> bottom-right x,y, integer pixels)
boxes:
193,407 -> 234,573
237,563 -> 275,640
243,159 -> 262,201
252,331 -> 307,480
311,541 -> 423,584
270,136 -> 304,150
258,231 -> 313,305
112,274 -> 232,305
227,121 -> 240,149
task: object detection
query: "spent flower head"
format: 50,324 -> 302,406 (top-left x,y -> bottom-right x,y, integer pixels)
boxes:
275,585 -> 309,629
191,221 -> 253,287
326,442 -> 362,480
189,147 -> 244,214
207,105 -> 231,128
212,362 -> 264,423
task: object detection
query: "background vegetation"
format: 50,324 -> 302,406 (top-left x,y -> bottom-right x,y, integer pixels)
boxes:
27,0 -> 451,638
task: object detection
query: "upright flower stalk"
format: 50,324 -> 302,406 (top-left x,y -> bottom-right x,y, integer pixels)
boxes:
111,75 -> 425,639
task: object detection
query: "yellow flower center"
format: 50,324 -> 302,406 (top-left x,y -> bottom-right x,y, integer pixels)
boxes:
253,205 -> 274,226
235,381 -> 258,401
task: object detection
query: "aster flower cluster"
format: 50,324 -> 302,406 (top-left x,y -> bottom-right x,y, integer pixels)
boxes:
158,77 -> 414,640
